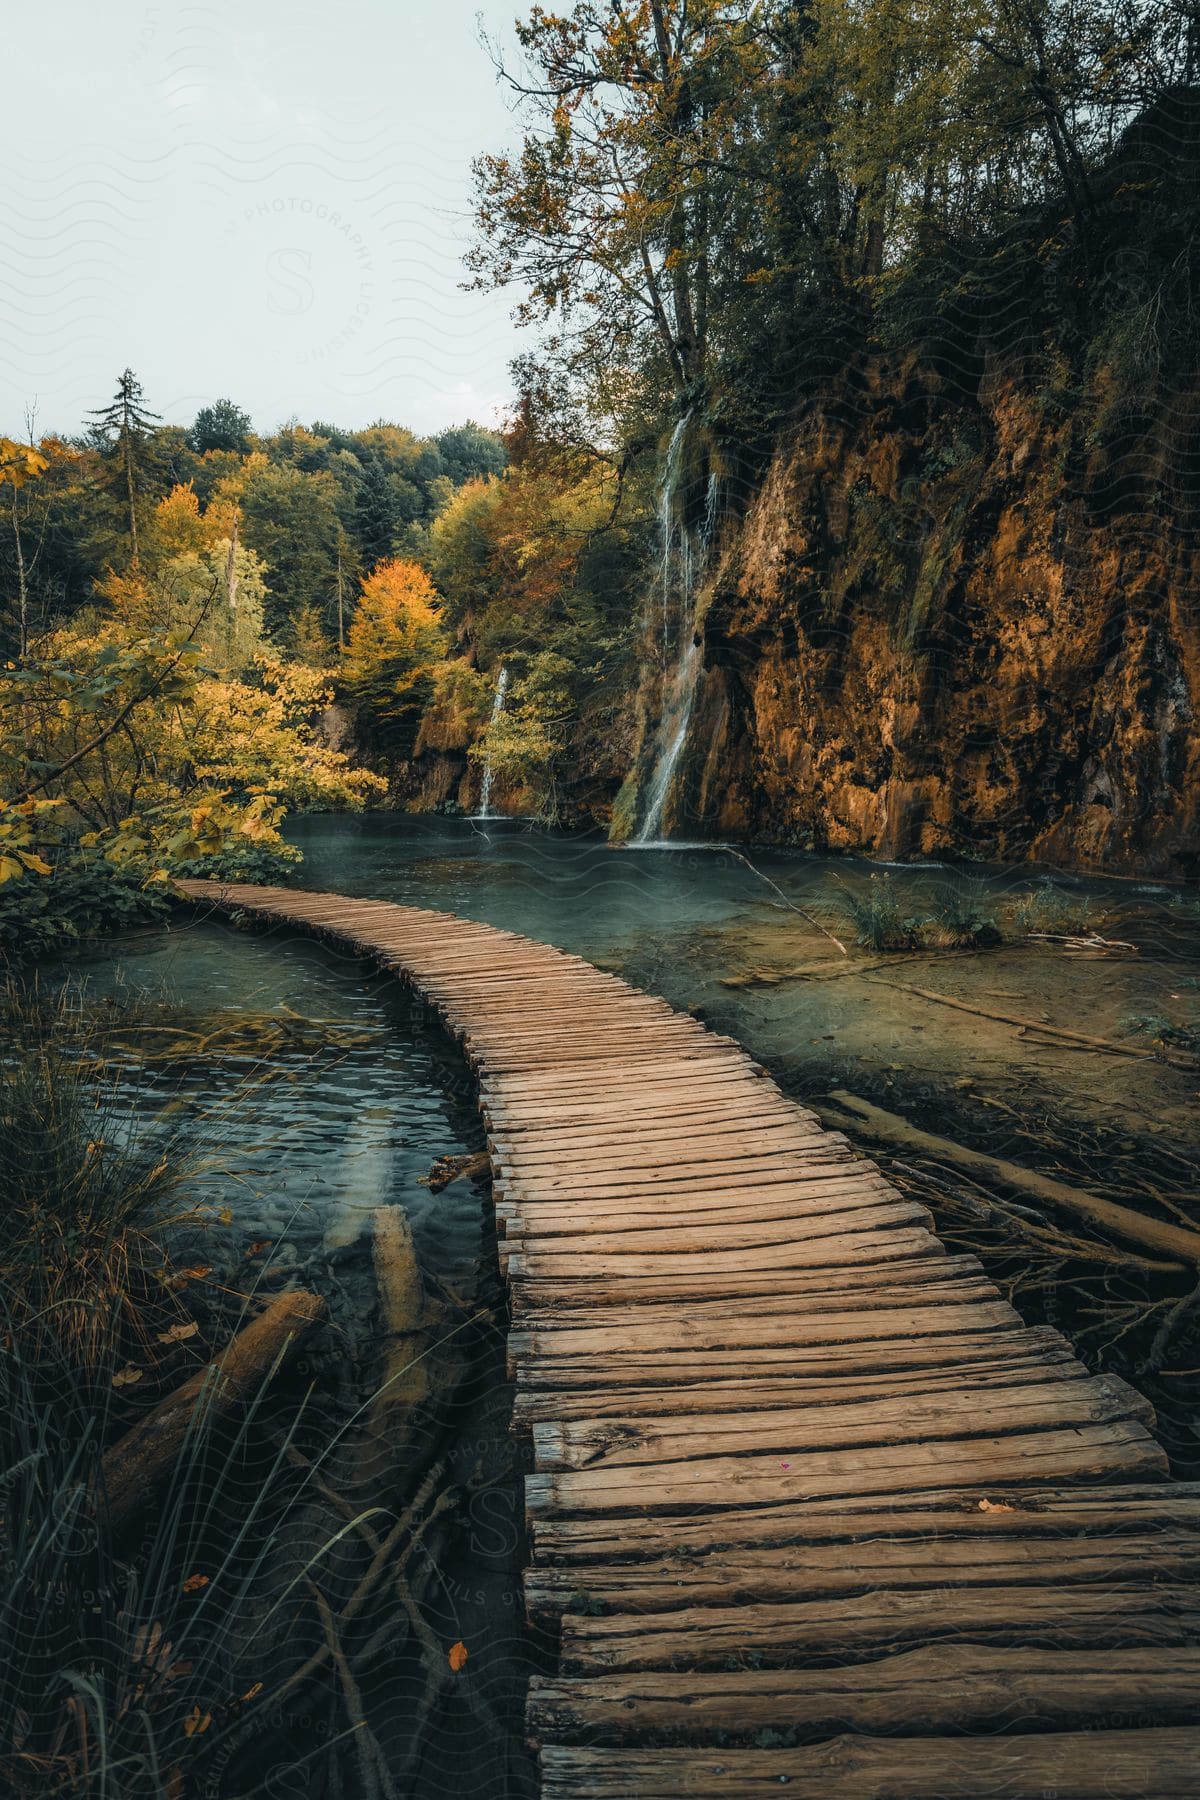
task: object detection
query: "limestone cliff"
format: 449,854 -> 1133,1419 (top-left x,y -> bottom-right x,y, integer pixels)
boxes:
676,362 -> 1200,873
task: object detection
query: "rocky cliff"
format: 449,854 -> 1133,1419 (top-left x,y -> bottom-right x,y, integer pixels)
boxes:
675,360 -> 1200,874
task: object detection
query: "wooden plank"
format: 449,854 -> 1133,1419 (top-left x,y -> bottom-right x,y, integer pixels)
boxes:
524,1530 -> 1200,1624
557,1584 -> 1198,1673
530,1484 -> 1200,1563
509,1258 -> 990,1313
512,1357 -> 1087,1426
526,1423 -> 1167,1515
498,1186 -> 914,1233
527,1646 -> 1200,1745
515,1277 -> 1002,1333
504,1225 -> 946,1278
499,1203 -> 930,1260
509,1325 -> 1079,1389
539,1729 -> 1200,1798
531,1375 -> 1155,1473
509,1299 -> 1023,1361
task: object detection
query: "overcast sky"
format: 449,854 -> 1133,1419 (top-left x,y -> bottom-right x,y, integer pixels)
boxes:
3,0 -> 528,439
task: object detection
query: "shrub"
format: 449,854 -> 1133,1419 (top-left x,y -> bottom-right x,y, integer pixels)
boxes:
925,879 -> 1002,949
836,873 -> 921,951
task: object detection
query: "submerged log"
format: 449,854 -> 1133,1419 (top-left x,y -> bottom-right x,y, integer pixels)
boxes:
99,1289 -> 328,1533
823,1091 -> 1200,1268
356,1206 -> 467,1488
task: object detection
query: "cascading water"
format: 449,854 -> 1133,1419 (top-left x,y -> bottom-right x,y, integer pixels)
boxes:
633,417 -> 720,843
474,665 -> 509,820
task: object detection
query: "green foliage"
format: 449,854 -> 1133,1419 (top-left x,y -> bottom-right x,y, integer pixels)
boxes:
1120,1010 -> 1200,1056
468,652 -> 576,823
926,879 -> 1002,948
191,397 -> 253,454
0,862 -> 171,962
1010,886 -> 1098,936
170,841 -> 302,885
835,873 -> 922,951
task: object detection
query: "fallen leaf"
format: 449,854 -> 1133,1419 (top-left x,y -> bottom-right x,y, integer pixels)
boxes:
182,1573 -> 209,1593
217,1207 -> 233,1226
977,1498 -> 1016,1513
182,1706 -> 211,1738
243,1241 -> 273,1258
448,1640 -> 468,1673
113,1366 -> 143,1388
241,1681 -> 263,1702
156,1321 -> 199,1344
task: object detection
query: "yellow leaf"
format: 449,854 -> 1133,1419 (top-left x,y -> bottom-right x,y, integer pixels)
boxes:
182,1706 -> 212,1737
448,1640 -> 468,1673
156,1320 -> 200,1344
182,1573 -> 209,1593
113,1366 -> 143,1388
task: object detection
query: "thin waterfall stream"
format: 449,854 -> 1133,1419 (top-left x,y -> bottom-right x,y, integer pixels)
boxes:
475,665 -> 509,820
634,418 -> 721,843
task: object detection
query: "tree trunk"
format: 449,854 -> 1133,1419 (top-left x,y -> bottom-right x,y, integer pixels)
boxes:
98,1288 -> 328,1534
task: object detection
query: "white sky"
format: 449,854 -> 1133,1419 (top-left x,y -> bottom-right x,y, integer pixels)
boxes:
3,0 -> 529,438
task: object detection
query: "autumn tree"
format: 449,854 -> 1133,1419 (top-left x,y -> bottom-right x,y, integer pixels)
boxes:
471,1 -> 771,423
341,558 -> 447,758
0,435 -> 50,655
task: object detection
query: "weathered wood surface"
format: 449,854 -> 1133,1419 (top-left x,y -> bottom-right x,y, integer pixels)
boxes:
178,881 -> 1200,1797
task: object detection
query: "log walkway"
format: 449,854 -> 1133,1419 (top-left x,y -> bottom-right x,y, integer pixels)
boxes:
179,881 -> 1200,1797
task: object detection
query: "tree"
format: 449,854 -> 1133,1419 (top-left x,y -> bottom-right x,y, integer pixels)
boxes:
341,558 -> 446,756
218,457 -> 343,641
436,423 -> 507,486
0,436 -> 50,656
471,3 -> 770,419
191,398 -> 253,455
87,370 -> 161,566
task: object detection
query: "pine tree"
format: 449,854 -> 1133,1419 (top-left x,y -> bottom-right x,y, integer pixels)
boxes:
88,369 -> 161,566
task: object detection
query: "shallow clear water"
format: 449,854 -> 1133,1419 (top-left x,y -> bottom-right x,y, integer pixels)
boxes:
67,918 -> 482,1294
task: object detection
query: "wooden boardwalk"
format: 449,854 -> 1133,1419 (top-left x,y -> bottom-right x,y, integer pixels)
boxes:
179,880 -> 1200,1797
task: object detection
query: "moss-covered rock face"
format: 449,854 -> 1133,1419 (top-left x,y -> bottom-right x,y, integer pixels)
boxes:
678,362 -> 1200,874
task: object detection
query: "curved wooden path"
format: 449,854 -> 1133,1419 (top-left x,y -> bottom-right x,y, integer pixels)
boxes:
180,880 -> 1200,1797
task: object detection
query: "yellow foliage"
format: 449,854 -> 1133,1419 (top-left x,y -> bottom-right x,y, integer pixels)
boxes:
0,437 -> 49,490
343,558 -> 445,683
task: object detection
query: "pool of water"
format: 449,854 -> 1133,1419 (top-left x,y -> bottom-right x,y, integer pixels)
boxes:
60,918 -> 538,1799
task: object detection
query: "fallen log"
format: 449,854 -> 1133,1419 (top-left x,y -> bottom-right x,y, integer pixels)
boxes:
99,1289 -> 328,1533
863,979 -> 1198,1069
823,1091 -> 1200,1269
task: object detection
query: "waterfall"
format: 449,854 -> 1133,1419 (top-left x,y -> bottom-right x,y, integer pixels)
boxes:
475,665 -> 509,820
633,416 -> 720,843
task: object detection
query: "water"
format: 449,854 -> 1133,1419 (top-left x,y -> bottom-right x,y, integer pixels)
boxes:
634,415 -> 720,841
474,665 -> 509,820
59,919 -> 538,1798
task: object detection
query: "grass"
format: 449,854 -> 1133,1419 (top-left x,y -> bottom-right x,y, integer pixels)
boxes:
1010,884 -> 1098,936
0,979 -> 374,1798
925,879 -> 1001,949
0,980 -> 198,1372
1120,1010 -> 1200,1057
835,873 -> 921,951
834,873 -> 1001,952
